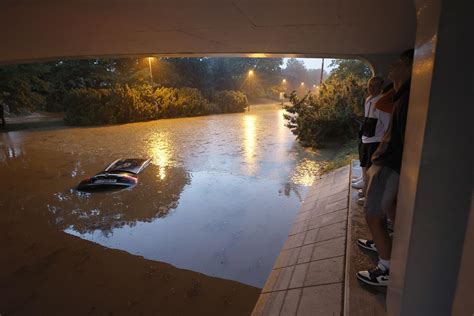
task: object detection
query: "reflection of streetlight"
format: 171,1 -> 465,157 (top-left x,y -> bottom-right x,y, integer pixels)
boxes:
147,57 -> 154,84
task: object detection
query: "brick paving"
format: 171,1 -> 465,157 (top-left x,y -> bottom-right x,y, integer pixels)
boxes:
252,166 -> 350,316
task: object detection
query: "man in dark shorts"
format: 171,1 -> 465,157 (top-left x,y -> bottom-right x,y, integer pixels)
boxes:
356,49 -> 414,287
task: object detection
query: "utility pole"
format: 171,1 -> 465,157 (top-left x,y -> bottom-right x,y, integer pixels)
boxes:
319,58 -> 325,85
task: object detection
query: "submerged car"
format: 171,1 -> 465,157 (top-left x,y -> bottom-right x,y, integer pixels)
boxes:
77,158 -> 151,191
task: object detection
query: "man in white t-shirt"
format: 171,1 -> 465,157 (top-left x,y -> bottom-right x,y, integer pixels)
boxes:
352,77 -> 391,193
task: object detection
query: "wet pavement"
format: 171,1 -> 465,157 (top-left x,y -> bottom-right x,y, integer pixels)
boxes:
0,104 -> 327,288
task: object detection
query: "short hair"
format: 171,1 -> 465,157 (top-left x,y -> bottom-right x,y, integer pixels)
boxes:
400,49 -> 414,65
369,76 -> 384,86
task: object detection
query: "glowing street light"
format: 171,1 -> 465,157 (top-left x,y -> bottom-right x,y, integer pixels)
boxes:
313,84 -> 316,88
300,82 -> 305,86
248,70 -> 254,76
282,78 -> 287,83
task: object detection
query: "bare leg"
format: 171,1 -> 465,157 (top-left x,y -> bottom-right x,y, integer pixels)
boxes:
366,214 -> 392,260
387,199 -> 397,224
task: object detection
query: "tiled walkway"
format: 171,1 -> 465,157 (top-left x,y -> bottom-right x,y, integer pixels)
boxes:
252,166 -> 350,316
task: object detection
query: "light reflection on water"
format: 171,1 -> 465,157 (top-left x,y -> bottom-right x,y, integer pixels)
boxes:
292,158 -> 322,186
242,114 -> 257,175
147,132 -> 175,180
0,104 -> 324,287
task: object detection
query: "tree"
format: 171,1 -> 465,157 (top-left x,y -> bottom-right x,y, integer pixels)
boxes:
0,63 -> 50,113
283,75 -> 366,147
282,58 -> 308,90
328,59 -> 372,81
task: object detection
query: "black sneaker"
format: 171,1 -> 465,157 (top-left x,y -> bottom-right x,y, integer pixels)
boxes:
356,238 -> 377,252
356,264 -> 389,287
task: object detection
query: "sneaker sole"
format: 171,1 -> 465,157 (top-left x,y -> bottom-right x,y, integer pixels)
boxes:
356,240 -> 378,252
356,273 -> 388,287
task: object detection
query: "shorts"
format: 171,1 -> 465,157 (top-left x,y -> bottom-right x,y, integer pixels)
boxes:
359,142 -> 380,168
364,165 -> 400,218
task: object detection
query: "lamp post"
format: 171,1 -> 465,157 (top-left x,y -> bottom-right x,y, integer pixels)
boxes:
319,58 -> 325,85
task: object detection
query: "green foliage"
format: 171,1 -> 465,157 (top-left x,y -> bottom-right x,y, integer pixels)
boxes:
63,88 -> 111,126
321,139 -> 359,174
0,57 -> 283,116
283,75 -> 366,147
153,87 -> 210,118
328,59 -> 372,81
209,90 -> 249,113
44,59 -> 148,112
63,85 -> 247,126
0,63 -> 50,113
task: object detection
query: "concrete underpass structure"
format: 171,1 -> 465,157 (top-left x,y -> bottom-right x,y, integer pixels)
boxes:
1,0 -> 472,315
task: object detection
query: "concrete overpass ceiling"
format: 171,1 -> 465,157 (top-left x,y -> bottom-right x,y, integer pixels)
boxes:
0,0 -> 416,63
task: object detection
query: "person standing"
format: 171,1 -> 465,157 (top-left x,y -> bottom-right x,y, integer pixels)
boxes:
356,49 -> 414,287
352,77 -> 390,192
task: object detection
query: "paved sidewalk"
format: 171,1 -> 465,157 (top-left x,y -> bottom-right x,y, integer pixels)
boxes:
252,165 -> 350,316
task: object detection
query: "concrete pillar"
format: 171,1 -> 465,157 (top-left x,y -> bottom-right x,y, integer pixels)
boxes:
387,0 -> 473,315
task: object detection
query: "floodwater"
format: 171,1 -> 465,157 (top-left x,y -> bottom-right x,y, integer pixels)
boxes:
0,104 -> 324,288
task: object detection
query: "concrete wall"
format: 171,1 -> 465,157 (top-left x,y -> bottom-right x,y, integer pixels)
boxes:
387,0 -> 474,315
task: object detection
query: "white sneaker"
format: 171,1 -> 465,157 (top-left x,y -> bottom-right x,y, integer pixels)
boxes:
352,179 -> 364,189
351,176 -> 363,183
357,197 -> 365,206
358,189 -> 364,198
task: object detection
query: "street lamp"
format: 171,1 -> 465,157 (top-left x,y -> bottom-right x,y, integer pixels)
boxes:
282,78 -> 287,83
300,82 -> 305,86
248,70 -> 254,76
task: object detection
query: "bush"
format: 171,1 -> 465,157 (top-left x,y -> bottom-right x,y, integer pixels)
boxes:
209,90 -> 248,113
154,87 -> 210,118
63,88 -> 110,125
64,85 -> 230,126
102,85 -> 159,124
283,75 -> 366,147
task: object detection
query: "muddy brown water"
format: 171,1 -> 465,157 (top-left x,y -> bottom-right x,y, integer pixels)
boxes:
0,104 -> 328,314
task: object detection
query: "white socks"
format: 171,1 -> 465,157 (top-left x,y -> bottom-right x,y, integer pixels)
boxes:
379,258 -> 391,271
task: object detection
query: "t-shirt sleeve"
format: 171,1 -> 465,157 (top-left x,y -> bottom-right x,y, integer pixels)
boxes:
376,109 -> 392,134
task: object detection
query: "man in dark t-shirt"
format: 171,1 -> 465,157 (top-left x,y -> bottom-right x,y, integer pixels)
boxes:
356,49 -> 414,287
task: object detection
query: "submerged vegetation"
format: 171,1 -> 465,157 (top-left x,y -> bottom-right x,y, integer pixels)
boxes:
283,60 -> 369,148
0,58 -> 281,124
64,85 -> 248,125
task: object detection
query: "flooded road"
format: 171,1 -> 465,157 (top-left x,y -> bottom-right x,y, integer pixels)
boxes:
0,104 -> 324,288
